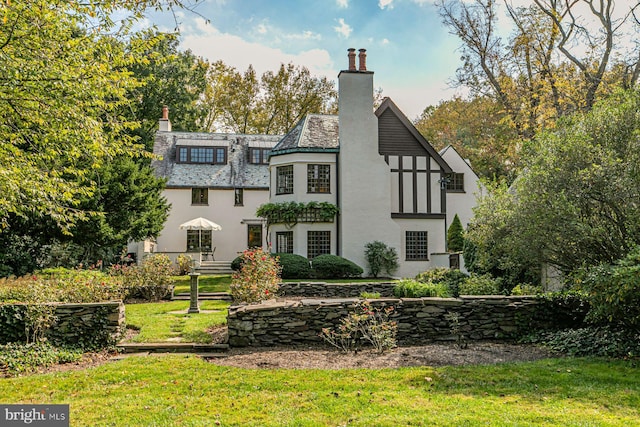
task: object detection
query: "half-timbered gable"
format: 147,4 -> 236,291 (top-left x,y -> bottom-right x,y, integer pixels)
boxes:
376,98 -> 452,219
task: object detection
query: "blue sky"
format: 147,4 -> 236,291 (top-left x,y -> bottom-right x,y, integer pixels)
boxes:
146,0 -> 472,119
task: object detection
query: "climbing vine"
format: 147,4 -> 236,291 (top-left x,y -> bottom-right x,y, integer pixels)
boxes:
256,202 -> 339,228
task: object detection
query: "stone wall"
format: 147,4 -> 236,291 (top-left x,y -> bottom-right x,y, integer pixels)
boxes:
279,282 -> 396,298
0,301 -> 125,348
227,296 -> 579,347
48,302 -> 125,347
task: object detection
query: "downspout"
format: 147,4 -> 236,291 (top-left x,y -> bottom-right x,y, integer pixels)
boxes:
336,151 -> 341,257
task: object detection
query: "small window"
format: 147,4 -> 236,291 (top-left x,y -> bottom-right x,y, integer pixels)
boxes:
446,173 -> 464,192
191,188 -> 208,205
187,230 -> 212,252
249,148 -> 271,165
276,165 -> 294,195
247,224 -> 262,248
307,164 -> 330,193
178,147 -> 188,162
406,231 -> 428,261
276,231 -> 293,253
307,231 -> 330,259
234,188 -> 244,206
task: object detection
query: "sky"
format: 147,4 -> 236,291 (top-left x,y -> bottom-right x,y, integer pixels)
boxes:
146,0 -> 471,120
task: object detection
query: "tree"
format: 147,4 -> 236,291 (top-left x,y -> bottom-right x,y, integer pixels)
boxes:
204,62 -> 337,134
447,214 -> 464,252
436,0 -> 640,169
124,30 -> 210,151
466,89 -> 640,284
0,0 -> 191,231
414,96 -> 520,180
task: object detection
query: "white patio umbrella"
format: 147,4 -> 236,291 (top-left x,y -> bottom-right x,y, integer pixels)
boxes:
179,217 -> 222,263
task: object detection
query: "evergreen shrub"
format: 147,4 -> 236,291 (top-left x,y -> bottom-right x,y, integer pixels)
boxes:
311,255 -> 363,279
415,268 -> 468,297
274,253 -> 311,279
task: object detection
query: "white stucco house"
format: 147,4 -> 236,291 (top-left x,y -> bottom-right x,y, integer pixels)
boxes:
135,48 -> 482,278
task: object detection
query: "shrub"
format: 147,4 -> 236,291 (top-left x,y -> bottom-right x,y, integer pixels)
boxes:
111,254 -> 175,302
274,253 -> 312,279
526,326 -> 640,358
364,241 -> 399,278
447,214 -> 464,252
230,254 -> 245,271
415,268 -> 468,297
311,254 -> 363,279
176,254 -> 194,275
360,292 -> 381,299
459,274 -> 501,295
510,283 -> 541,295
582,246 -> 640,333
393,279 -> 451,298
320,301 -> 397,354
230,248 -> 281,304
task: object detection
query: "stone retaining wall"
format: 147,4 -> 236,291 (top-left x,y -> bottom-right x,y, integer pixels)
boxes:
227,296 -> 573,347
279,282 -> 396,298
0,301 -> 125,348
49,302 -> 125,347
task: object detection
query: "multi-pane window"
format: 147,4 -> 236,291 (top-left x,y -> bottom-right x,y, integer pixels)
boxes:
307,164 -> 330,193
276,165 -> 294,194
250,148 -> 271,165
247,224 -> 262,248
446,173 -> 464,192
187,230 -> 212,252
406,231 -> 428,261
276,231 -> 293,253
176,146 -> 227,164
307,231 -> 330,259
234,188 -> 243,206
191,188 -> 208,205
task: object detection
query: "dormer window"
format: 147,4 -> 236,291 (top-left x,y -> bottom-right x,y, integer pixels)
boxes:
249,148 -> 271,164
177,146 -> 227,165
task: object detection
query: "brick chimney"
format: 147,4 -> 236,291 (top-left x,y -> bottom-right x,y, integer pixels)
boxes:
347,48 -> 356,71
159,105 -> 172,132
358,49 -> 367,71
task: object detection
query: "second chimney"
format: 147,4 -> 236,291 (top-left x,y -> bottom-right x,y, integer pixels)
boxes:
358,49 -> 367,71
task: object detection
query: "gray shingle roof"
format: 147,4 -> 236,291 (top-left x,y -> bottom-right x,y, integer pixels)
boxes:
152,131 -> 282,188
271,114 -> 339,155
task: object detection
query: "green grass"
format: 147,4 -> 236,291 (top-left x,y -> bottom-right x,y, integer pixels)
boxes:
0,356 -> 638,425
172,275 -> 232,294
124,301 -> 229,344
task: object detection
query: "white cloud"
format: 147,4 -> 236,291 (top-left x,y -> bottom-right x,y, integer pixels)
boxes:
284,30 -> 322,41
334,18 -> 352,38
336,0 -> 348,8
181,19 -> 336,78
379,0 -> 394,9
256,24 -> 267,34
381,38 -> 390,45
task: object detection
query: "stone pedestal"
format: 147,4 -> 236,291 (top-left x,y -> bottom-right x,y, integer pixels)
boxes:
188,273 -> 200,314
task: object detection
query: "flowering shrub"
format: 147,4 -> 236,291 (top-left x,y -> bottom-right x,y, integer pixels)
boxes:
110,254 -> 175,302
320,301 -> 397,354
176,254 -> 194,275
230,248 -> 281,304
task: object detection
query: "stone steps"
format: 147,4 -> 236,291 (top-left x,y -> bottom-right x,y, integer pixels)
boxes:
116,342 -> 229,354
196,261 -> 233,275
172,292 -> 232,301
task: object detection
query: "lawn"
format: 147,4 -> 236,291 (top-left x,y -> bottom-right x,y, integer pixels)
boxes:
0,356 -> 638,426
172,275 -> 232,294
124,301 -> 229,344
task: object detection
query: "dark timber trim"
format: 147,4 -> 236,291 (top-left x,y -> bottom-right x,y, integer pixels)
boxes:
391,213 -> 446,219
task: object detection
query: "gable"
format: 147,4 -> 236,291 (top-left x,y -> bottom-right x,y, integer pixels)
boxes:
376,98 -> 451,173
378,109 -> 427,155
